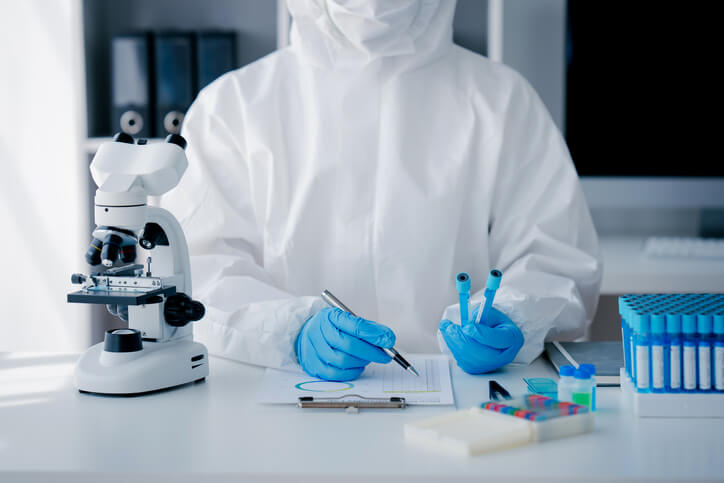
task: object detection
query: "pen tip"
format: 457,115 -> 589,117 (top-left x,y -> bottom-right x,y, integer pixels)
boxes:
408,366 -> 420,377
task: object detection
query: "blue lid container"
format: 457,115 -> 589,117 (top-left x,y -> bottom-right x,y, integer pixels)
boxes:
666,313 -> 682,334
455,272 -> 470,293
682,314 -> 697,335
580,363 -> 596,376
574,369 -> 590,380
650,314 -> 665,335
560,365 -> 575,377
634,312 -> 650,334
698,314 -> 713,335
486,270 -> 502,290
714,314 -> 724,335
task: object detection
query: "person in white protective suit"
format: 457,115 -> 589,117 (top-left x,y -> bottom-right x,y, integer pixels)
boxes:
160,0 -> 602,381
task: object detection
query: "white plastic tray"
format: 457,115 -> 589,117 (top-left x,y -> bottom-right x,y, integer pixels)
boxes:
620,368 -> 724,418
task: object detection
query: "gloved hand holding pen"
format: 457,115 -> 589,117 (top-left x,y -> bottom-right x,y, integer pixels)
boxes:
296,307 -> 396,381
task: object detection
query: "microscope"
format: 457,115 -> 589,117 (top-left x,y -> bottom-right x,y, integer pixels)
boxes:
68,132 -> 208,395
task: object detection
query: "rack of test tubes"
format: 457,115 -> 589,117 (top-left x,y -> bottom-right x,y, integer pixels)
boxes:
619,294 -> 724,417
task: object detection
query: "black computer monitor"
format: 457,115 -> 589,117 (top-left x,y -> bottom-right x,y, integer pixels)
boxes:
565,2 -> 724,208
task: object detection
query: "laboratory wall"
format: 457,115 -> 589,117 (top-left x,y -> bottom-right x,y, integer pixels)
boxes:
500,0 -> 566,131
0,0 -> 90,351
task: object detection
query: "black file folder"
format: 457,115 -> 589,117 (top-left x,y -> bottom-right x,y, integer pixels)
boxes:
154,32 -> 194,136
111,33 -> 153,138
196,32 -> 237,91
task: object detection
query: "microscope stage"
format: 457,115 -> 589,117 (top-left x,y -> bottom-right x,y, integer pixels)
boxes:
67,286 -> 176,305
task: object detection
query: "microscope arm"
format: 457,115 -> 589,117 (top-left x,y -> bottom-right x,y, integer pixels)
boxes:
144,206 -> 192,296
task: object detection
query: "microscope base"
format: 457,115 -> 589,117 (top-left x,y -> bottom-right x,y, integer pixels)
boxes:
74,338 -> 209,395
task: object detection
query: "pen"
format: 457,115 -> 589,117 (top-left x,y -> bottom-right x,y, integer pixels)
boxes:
321,289 -> 420,377
474,269 -> 502,326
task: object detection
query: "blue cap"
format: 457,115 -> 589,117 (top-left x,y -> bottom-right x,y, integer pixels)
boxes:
560,365 -> 575,377
455,272 -> 470,293
650,313 -> 665,334
634,312 -> 650,334
714,314 -> 724,335
698,314 -> 713,335
682,314 -> 697,335
666,313 -> 682,334
574,368 -> 590,380
580,363 -> 596,376
486,269 -> 502,290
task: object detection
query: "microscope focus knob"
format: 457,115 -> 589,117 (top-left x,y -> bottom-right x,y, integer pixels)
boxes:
104,328 -> 143,353
164,293 -> 205,327
71,273 -> 87,284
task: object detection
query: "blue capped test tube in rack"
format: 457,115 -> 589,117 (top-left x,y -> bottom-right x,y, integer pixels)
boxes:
714,313 -> 724,392
619,294 -> 724,394
665,311 -> 682,392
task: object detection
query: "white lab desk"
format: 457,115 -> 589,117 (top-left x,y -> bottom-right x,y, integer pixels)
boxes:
1,353 -> 723,483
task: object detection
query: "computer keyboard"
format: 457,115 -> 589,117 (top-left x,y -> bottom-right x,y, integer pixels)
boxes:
643,236 -> 724,259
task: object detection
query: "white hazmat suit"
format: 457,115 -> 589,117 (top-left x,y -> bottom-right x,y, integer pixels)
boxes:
160,0 -> 603,370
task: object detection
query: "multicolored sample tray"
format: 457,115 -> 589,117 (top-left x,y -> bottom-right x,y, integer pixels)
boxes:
405,395 -> 594,456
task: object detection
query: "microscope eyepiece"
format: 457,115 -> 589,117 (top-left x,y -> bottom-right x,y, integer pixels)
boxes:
112,132 -> 134,144
165,133 -> 187,150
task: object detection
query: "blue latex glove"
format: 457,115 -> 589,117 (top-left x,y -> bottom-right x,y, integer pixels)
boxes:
439,306 -> 524,374
296,307 -> 395,381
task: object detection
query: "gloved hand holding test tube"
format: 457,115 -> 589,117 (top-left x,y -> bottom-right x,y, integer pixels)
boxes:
442,269 -> 524,374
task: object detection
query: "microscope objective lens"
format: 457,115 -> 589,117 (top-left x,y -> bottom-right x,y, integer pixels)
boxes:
85,238 -> 103,266
101,233 -> 123,267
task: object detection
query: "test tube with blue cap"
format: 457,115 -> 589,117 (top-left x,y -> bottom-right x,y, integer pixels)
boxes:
698,311 -> 714,392
665,310 -> 682,392
456,272 -> 471,325
650,313 -> 666,392
634,311 -> 650,392
474,269 -> 502,326
620,296 -> 632,378
682,313 -> 698,392
714,311 -> 724,392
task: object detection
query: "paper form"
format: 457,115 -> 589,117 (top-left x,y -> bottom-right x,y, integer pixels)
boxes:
256,354 -> 454,405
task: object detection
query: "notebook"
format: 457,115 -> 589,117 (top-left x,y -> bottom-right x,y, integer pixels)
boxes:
544,341 -> 623,386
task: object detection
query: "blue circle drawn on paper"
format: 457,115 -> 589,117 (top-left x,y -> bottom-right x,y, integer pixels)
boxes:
295,380 -> 354,392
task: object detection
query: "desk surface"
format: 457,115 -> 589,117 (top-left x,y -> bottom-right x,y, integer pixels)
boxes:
1,352 -> 723,483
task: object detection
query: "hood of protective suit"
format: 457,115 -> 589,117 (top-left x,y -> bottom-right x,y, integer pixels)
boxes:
287,0 -> 453,69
